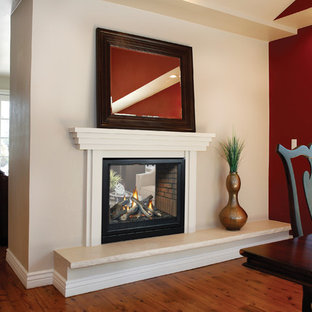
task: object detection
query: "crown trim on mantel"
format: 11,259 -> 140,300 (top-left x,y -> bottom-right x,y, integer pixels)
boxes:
69,127 -> 216,151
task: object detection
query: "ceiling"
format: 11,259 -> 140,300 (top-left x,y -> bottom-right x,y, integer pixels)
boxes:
0,0 -> 311,77
181,0 -> 295,21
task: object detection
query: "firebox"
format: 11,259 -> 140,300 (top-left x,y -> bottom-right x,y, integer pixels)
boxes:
102,158 -> 185,243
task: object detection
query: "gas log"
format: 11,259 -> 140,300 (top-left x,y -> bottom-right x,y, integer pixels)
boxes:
120,203 -> 139,221
111,195 -> 162,221
131,197 -> 152,217
110,198 -> 130,220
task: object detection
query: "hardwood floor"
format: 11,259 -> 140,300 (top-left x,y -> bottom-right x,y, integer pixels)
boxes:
0,246 -> 302,311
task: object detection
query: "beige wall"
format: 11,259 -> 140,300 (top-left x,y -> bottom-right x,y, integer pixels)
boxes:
10,0 -> 269,272
195,32 -> 269,229
9,0 -> 32,269
0,75 -> 10,90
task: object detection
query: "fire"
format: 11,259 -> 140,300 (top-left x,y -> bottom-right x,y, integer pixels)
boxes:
131,188 -> 138,207
133,188 -> 138,199
148,200 -> 153,210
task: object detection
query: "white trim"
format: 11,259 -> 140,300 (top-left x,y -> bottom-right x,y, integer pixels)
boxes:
69,127 -> 215,151
53,271 -> 67,297
6,249 -> 53,289
54,231 -> 290,297
188,150 -> 197,233
184,151 -> 190,233
27,270 -> 54,288
6,249 -> 28,288
85,149 -> 92,246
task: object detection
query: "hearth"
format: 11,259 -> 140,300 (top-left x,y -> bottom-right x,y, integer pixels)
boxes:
102,158 -> 185,243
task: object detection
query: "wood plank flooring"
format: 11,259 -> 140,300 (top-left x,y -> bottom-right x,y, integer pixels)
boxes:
0,246 -> 302,311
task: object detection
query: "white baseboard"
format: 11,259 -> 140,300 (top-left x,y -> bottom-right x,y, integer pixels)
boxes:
53,271 -> 67,296
6,249 -> 53,289
6,249 -> 28,288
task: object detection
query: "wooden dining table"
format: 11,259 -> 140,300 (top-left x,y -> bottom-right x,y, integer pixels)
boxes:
240,234 -> 312,312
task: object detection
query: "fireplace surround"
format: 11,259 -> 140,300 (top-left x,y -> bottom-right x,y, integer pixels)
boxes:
70,127 -> 215,246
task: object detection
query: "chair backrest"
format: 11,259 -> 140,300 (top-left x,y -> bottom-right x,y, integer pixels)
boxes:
277,144 -> 312,237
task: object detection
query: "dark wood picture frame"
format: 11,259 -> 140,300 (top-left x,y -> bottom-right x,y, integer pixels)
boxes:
96,28 -> 195,132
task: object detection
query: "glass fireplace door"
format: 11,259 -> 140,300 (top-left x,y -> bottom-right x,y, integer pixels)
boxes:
102,158 -> 185,243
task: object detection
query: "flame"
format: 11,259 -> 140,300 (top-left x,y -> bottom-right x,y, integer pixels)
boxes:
131,188 -> 138,208
148,200 -> 153,210
133,188 -> 138,200
123,195 -> 126,201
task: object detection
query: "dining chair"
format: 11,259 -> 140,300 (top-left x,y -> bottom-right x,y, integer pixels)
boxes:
277,144 -> 312,311
240,144 -> 312,312
277,143 -> 312,237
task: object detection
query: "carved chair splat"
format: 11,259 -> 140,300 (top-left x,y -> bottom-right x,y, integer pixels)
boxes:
277,144 -> 312,237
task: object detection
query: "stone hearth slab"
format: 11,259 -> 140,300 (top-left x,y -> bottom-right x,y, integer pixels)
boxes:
53,220 -> 291,297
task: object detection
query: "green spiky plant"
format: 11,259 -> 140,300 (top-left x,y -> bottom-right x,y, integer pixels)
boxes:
220,135 -> 244,173
110,170 -> 122,191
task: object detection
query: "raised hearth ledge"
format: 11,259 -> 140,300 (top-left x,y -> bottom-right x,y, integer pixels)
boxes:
54,220 -> 291,297
69,127 -> 216,246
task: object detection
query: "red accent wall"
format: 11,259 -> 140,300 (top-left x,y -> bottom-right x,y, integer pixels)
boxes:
110,46 -> 182,119
269,26 -> 312,234
275,0 -> 312,20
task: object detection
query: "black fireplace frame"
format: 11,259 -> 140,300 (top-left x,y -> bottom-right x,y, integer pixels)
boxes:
101,158 -> 185,243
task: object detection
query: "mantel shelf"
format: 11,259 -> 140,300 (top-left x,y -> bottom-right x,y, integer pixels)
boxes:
69,127 -> 216,151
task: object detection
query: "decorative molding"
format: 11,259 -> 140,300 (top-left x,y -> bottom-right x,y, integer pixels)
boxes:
6,249 -> 28,288
70,127 -> 215,151
53,271 -> 67,297
6,249 -> 53,289
27,270 -> 54,289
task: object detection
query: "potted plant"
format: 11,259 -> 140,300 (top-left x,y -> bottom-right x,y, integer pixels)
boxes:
219,135 -> 247,230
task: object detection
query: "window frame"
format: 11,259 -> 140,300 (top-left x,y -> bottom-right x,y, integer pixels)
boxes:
0,90 -> 10,176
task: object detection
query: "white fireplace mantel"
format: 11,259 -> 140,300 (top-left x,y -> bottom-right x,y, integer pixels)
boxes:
69,127 -> 216,246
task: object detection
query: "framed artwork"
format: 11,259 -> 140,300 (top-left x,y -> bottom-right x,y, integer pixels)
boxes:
96,28 -> 195,132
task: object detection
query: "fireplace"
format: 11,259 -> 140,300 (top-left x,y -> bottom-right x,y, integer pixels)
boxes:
102,158 -> 185,243
69,127 -> 215,246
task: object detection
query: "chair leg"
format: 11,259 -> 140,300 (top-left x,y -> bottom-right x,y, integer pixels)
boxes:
302,286 -> 312,312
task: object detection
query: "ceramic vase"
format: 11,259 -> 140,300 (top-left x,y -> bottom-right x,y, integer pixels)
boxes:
219,172 -> 248,231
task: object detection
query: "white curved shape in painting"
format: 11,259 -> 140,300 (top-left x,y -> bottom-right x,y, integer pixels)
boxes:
111,66 -> 181,114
